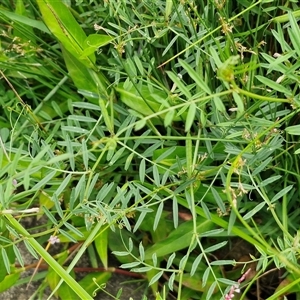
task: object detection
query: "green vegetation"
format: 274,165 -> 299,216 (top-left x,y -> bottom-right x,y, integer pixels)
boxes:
1,0 -> 300,299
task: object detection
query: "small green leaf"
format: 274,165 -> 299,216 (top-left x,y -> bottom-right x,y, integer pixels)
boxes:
179,59 -> 211,94
139,159 -> 146,183
286,124 -> 300,136
153,202 -> 163,231
148,270 -> 163,286
81,34 -> 113,58
256,75 -> 292,95
185,102 -> 196,132
166,253 -> 176,269
243,202 -> 266,220
271,185 -> 293,203
120,261 -> 141,269
190,254 -> 203,276
1,248 -> 10,274
132,266 -> 152,272
139,242 -> 145,262
204,241 -> 227,253
0,272 -> 20,292
168,272 -> 176,291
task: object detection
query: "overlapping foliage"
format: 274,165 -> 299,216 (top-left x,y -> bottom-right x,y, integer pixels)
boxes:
1,0 -> 300,299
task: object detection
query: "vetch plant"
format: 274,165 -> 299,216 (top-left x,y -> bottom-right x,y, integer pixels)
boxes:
0,0 -> 300,299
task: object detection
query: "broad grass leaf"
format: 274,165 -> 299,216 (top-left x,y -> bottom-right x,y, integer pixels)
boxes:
0,272 -> 20,293
0,10 -> 49,33
37,0 -> 95,68
144,217 -> 214,259
177,272 -> 218,293
94,228 -> 108,269
58,282 -> 80,300
288,12 -> 300,58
